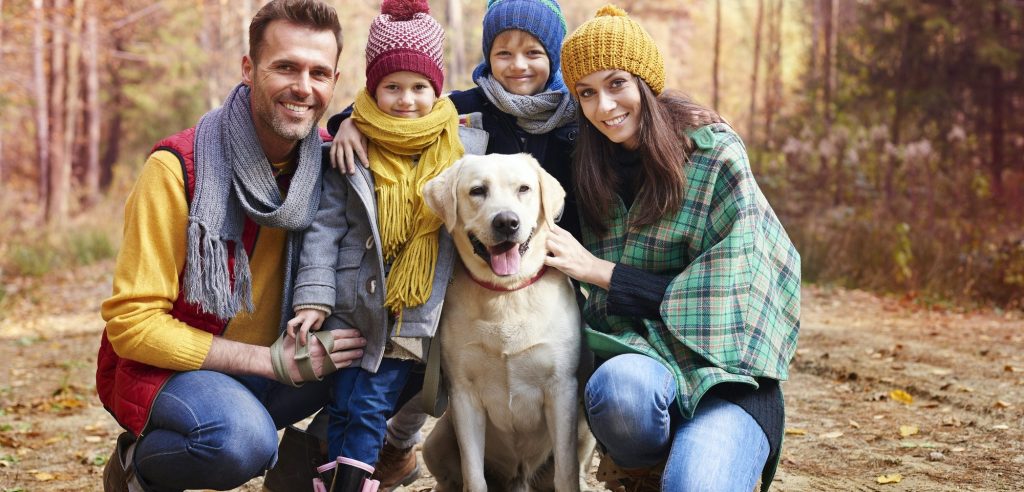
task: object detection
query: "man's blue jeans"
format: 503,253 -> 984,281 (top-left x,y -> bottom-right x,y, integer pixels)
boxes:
585,354 -> 770,492
132,370 -> 330,491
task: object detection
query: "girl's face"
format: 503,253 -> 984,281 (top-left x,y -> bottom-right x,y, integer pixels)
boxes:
374,71 -> 436,118
488,30 -> 550,96
575,69 -> 642,149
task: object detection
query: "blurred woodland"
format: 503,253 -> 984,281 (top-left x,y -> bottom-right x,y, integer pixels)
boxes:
1,0 -> 1023,309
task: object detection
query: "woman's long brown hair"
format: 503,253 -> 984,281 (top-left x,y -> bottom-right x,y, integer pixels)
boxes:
573,77 -> 725,235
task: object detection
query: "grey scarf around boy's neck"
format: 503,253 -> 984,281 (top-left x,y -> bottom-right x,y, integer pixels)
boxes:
186,83 -> 323,322
475,74 -> 577,135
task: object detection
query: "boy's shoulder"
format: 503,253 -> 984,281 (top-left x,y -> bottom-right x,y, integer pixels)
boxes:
447,87 -> 488,115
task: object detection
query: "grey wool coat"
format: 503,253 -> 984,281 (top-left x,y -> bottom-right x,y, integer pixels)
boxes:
293,126 -> 488,373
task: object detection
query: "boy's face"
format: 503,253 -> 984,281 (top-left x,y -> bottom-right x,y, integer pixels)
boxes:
488,29 -> 550,96
374,71 -> 437,118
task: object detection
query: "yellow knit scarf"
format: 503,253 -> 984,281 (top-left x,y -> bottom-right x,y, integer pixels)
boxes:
352,89 -> 464,320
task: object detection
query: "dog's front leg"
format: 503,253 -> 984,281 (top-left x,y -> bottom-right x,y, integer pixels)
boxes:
546,377 -> 581,492
449,386 -> 489,492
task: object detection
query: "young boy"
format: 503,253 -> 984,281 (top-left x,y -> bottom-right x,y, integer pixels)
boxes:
288,1 -> 486,491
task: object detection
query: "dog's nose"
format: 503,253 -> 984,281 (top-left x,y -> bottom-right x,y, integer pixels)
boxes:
492,211 -> 520,237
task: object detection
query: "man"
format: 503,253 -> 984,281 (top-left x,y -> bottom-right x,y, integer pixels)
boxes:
96,1 -> 365,490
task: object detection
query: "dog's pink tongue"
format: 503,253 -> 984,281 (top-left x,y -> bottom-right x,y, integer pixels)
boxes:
488,243 -> 521,276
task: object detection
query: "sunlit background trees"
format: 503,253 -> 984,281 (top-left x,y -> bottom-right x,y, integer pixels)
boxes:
0,0 -> 1022,309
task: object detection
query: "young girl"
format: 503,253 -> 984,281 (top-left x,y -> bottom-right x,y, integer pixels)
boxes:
288,1 -> 486,491
546,5 -> 801,492
327,0 -> 579,488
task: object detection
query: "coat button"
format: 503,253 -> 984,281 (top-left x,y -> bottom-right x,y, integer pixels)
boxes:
365,236 -> 374,250
367,278 -> 377,294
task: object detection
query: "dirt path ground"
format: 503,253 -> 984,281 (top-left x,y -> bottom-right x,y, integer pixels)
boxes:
1,261 -> 1021,491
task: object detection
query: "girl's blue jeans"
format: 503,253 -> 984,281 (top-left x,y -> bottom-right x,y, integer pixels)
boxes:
325,357 -> 415,464
585,353 -> 770,492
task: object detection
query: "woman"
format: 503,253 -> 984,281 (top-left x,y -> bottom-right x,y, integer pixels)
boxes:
545,5 -> 801,492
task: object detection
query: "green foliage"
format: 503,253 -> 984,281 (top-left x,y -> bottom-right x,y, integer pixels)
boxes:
4,228 -> 117,278
68,230 -> 115,266
892,223 -> 913,285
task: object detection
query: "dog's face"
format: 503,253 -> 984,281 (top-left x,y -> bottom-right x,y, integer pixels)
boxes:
423,153 -> 565,279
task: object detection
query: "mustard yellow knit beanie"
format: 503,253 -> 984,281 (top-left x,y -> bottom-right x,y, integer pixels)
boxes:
560,4 -> 665,97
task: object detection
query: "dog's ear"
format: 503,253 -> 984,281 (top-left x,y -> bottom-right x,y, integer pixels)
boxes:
423,157 -> 462,232
532,154 -> 566,230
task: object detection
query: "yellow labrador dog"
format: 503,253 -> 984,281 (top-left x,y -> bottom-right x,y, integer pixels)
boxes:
421,153 -> 591,492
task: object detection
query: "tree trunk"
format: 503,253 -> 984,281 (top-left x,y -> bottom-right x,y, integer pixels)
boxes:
763,0 -> 783,149
447,0 -> 466,88
0,0 -> 5,184
989,5 -> 1006,204
64,0 -> 85,195
886,21 -> 913,207
822,0 -> 838,205
712,0 -> 721,110
748,0 -> 763,146
33,0 -> 50,207
84,0 -> 101,202
47,0 -> 70,226
241,0 -> 252,53
200,0 -> 221,109
100,53 -> 125,189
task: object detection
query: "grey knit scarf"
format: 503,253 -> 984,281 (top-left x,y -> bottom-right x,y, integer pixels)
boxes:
475,75 -> 577,135
187,83 -> 323,323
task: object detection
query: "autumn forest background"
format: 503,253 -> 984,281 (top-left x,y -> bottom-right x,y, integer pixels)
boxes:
1,0 -> 1023,313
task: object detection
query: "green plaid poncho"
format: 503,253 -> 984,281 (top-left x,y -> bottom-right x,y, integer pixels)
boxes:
581,123 -> 801,419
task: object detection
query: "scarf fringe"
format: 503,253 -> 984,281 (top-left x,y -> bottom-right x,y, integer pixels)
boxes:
384,229 -> 440,319
233,241 -> 254,313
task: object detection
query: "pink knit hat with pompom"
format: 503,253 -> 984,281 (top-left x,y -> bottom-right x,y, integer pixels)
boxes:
365,0 -> 446,95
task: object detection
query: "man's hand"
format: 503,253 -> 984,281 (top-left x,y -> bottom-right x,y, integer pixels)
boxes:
330,118 -> 369,175
544,224 -> 615,290
201,329 -> 366,381
280,327 -> 366,381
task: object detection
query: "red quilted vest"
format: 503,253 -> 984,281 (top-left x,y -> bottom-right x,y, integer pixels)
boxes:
95,127 -> 329,435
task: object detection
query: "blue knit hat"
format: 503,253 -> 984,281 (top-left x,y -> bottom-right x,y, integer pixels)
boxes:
471,0 -> 568,91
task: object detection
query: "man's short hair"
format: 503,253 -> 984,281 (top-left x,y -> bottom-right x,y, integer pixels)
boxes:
249,0 -> 343,64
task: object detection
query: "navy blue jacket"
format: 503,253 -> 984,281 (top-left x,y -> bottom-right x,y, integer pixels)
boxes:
327,87 -> 580,239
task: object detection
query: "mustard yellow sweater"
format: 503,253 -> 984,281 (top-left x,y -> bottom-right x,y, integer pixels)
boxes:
101,150 -> 289,371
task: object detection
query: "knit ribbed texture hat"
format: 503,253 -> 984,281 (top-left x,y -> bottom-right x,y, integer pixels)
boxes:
471,0 -> 567,89
560,4 -> 665,97
366,0 -> 446,95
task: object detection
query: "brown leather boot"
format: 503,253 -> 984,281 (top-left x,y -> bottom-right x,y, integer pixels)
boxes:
595,452 -> 664,492
370,442 -> 420,491
102,432 -> 144,492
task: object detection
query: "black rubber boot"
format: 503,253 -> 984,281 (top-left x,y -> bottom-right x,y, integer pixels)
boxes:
329,458 -> 374,492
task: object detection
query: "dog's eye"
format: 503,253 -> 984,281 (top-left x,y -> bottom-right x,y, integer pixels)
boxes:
518,185 -> 531,194
469,186 -> 487,197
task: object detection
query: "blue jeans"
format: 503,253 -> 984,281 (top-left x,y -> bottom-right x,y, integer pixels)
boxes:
133,370 -> 331,491
326,358 -> 415,464
585,354 -> 770,492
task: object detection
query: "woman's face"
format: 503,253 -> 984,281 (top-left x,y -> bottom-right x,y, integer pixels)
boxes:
574,70 -> 642,149
488,29 -> 550,96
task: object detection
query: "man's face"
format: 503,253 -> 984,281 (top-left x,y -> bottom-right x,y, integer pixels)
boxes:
242,20 -> 340,162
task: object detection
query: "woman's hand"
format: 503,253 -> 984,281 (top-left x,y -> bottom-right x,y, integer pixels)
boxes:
544,224 -> 615,290
329,117 -> 369,175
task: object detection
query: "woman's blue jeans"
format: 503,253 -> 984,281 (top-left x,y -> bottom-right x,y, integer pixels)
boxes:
132,370 -> 331,491
585,354 -> 770,492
